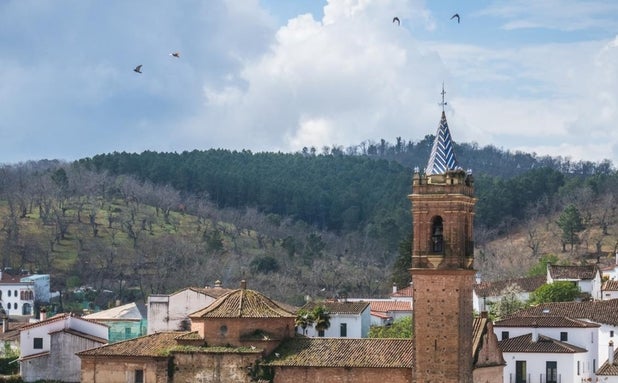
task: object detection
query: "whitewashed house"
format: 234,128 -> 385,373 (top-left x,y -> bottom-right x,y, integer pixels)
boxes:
506,299 -> 618,381
547,264 -> 602,300
473,275 -> 545,313
298,300 -> 371,338
603,280 -> 618,300
19,312 -> 108,382
495,316 -> 599,383
0,271 -> 50,316
147,282 -> 232,334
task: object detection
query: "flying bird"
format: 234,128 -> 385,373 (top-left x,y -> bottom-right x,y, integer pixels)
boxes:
133,65 -> 142,73
450,13 -> 460,23
392,17 -> 400,26
170,52 -> 180,58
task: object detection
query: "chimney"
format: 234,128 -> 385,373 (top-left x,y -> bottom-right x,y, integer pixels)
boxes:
610,341 -> 615,365
214,280 -> 222,288
531,322 -> 538,342
240,280 -> 247,290
480,311 -> 488,319
40,308 -> 47,321
392,283 -> 397,294
1,317 -> 7,333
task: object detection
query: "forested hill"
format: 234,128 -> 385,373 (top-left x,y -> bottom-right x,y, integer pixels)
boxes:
0,139 -> 615,307
77,137 -> 615,236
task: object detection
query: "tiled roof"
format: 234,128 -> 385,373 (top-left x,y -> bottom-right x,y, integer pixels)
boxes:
498,334 -> 587,353
506,299 -> 618,326
0,321 -> 27,342
548,264 -> 598,280
494,316 -> 599,328
189,286 -> 235,298
302,301 -> 370,315
190,289 -> 296,319
426,111 -> 459,175
267,338 -> 414,368
597,348 -> 618,375
77,331 -> 189,357
391,285 -> 413,298
472,315 -> 487,358
368,301 -> 412,313
474,276 -> 546,296
603,280 -> 618,291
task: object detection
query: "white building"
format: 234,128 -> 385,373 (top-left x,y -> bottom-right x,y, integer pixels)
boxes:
547,264 -> 602,300
147,282 -> 232,334
504,299 -> 618,382
19,312 -> 108,382
298,300 -> 371,338
495,316 -> 599,383
473,275 -> 545,313
602,280 -> 618,300
0,272 -> 50,316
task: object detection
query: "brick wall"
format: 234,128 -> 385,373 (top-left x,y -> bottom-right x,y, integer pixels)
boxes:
273,366 -> 413,383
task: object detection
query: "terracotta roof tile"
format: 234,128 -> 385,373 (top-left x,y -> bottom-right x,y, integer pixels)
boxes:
267,338 -> 414,368
498,334 -> 587,353
190,289 -> 296,319
391,285 -> 413,297
495,316 -> 599,328
507,299 -> 618,326
598,347 -> 618,375
189,286 -> 235,298
367,301 -> 412,313
548,264 -> 598,280
77,331 -> 189,357
603,280 -> 618,291
472,315 -> 487,358
302,301 -> 370,315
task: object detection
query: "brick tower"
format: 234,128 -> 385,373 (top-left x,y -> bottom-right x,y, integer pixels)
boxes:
410,88 -> 476,383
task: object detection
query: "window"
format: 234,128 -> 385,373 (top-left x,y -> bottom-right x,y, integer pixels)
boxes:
560,332 -> 568,341
33,338 -> 43,349
431,216 -> 444,253
7,290 -> 10,297
318,329 -> 325,337
125,327 -> 132,338
611,330 -> 615,338
13,290 -> 17,297
516,360 -> 527,383
546,361 -> 557,383
577,361 -> 580,375
134,369 -> 144,383
340,323 -> 347,337
501,331 -> 509,340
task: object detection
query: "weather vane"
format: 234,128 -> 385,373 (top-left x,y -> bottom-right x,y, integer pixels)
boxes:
440,82 -> 447,112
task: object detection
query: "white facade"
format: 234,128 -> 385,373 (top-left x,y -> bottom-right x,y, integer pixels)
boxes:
19,314 -> 108,357
147,286 -> 230,334
299,303 -> 371,338
0,273 -> 51,316
495,321 -> 600,383
19,313 -> 108,382
501,350 -> 587,383
547,265 -> 602,300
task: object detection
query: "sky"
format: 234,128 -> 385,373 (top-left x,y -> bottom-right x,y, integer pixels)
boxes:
1,0 -> 617,167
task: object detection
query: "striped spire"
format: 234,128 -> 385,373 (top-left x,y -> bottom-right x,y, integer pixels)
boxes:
425,111 -> 459,175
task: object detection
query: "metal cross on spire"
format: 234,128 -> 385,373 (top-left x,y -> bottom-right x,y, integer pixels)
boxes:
440,82 -> 447,112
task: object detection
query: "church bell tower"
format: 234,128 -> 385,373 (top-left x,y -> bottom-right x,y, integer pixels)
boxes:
410,86 -> 476,383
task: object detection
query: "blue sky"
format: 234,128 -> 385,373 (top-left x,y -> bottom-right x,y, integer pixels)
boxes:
1,0 -> 617,167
